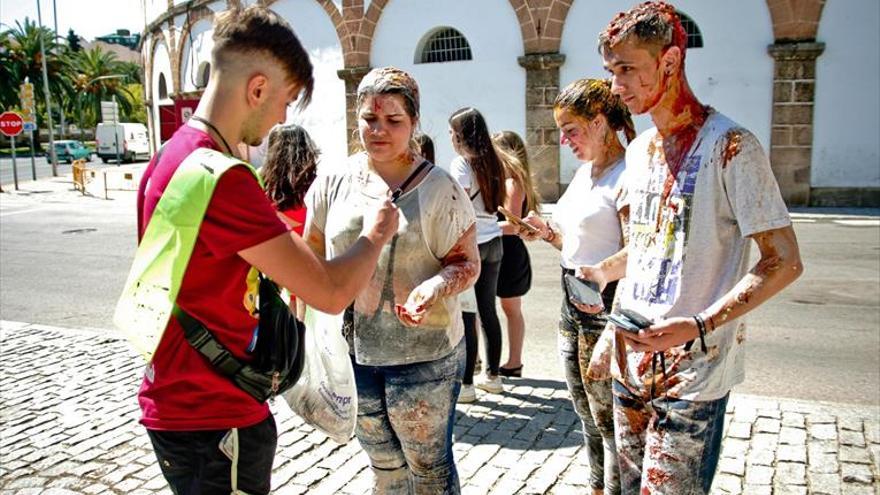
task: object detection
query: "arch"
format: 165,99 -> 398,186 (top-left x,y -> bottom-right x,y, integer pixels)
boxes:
176,6 -> 216,93
766,0 -> 826,41
415,27 -> 473,64
507,0 -> 573,54
145,29 -> 172,100
310,0 -> 390,67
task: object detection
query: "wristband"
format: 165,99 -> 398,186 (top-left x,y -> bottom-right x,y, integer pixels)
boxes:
693,314 -> 709,353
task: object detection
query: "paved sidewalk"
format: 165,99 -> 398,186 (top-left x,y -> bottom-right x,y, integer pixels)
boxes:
0,321 -> 877,495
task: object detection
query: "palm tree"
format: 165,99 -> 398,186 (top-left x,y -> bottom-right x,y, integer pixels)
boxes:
2,18 -> 70,127
69,46 -> 134,130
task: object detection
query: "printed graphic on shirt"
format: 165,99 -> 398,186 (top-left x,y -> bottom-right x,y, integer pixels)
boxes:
627,142 -> 703,314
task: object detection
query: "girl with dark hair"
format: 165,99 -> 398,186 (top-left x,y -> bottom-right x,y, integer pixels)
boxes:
492,130 -> 540,378
414,133 -> 435,165
261,124 -> 320,236
448,107 -> 507,400
520,78 -> 634,495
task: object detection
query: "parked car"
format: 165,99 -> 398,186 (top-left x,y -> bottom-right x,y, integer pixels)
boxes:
96,123 -> 150,163
52,140 -> 93,164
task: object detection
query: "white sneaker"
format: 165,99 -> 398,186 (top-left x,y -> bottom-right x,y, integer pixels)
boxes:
476,374 -> 503,394
459,384 -> 476,403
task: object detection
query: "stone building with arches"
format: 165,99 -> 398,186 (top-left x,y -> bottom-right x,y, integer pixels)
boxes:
140,0 -> 879,206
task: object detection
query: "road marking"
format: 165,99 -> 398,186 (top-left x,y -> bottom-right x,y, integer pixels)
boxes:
0,207 -> 50,217
833,219 -> 880,227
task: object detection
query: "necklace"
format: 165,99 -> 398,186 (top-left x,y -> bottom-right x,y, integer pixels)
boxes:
190,115 -> 234,156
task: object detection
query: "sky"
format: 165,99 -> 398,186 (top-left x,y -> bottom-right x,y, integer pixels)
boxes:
1,0 -> 146,40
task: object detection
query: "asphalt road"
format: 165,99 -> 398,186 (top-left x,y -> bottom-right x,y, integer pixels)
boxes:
1,177 -> 878,406
0,155 -> 135,188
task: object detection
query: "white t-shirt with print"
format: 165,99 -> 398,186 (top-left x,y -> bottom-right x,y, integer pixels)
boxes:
450,156 -> 503,245
553,159 -> 627,269
307,154 -> 476,366
614,110 -> 791,401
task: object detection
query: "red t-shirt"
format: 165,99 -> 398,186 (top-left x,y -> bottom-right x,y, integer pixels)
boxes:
281,207 -> 307,236
136,125 -> 287,431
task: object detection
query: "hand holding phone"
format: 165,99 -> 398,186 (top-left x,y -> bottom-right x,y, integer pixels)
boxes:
563,273 -> 602,307
497,206 -> 539,235
608,309 -> 653,334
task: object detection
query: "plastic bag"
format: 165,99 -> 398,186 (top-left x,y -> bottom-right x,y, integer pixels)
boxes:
281,306 -> 357,444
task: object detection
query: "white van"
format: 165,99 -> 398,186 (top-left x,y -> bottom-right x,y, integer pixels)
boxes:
96,123 -> 151,163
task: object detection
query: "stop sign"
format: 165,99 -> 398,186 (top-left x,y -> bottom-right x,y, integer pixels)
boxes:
0,111 -> 24,137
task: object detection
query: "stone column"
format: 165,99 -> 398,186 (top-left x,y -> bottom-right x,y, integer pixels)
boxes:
767,41 -> 825,206
337,66 -> 372,155
518,53 -> 565,202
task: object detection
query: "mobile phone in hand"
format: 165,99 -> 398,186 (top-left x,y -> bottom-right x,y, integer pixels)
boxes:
608,309 -> 653,334
497,206 -> 539,235
563,273 -> 601,307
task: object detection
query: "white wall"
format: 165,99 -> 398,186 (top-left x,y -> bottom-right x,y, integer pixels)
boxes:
179,20 -> 214,94
812,0 -> 880,188
151,40 -> 173,150
559,0 -> 774,182
371,0 -> 525,171
258,0 -> 346,172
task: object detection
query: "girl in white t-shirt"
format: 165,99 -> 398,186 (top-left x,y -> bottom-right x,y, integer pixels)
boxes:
521,78 -> 635,495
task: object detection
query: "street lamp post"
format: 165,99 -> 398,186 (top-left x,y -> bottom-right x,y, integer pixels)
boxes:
36,0 -> 58,176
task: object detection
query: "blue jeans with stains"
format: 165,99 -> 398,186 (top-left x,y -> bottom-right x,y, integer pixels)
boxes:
612,380 -> 728,495
351,339 -> 465,494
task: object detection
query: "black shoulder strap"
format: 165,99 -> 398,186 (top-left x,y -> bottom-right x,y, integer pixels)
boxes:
391,160 -> 431,203
172,305 -> 244,377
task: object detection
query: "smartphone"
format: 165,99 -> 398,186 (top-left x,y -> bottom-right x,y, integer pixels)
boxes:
563,273 -> 602,307
619,309 -> 653,329
607,313 -> 642,334
497,206 -> 539,235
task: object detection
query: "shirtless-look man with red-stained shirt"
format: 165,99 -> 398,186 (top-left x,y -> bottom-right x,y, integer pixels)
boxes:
578,3 -> 804,493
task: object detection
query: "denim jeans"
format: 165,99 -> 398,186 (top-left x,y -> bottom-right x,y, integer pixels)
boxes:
146,415 -> 277,495
559,270 -> 620,494
351,339 -> 465,494
612,380 -> 729,495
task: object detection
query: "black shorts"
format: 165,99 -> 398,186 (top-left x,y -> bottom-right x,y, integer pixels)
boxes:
497,235 -> 532,298
146,414 -> 277,495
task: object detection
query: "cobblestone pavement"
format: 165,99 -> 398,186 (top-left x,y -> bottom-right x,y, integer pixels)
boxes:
1,321 -> 877,495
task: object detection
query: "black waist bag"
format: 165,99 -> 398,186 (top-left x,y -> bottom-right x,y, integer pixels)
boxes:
174,274 -> 306,402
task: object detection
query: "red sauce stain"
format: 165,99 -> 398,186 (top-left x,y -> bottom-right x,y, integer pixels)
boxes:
721,129 -> 743,168
646,466 -> 672,487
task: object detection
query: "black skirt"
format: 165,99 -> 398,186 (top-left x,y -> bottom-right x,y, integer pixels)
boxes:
496,234 -> 532,298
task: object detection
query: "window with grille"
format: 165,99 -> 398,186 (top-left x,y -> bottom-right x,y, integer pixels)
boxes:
416,27 -> 473,64
677,11 -> 704,49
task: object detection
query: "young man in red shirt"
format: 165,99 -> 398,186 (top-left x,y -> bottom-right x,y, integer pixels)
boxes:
136,6 -> 398,494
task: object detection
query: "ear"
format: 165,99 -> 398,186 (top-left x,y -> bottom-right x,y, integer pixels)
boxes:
246,73 -> 269,108
661,46 -> 682,76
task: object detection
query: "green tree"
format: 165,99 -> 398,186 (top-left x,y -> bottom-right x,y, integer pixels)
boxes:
69,46 -> 135,129
2,18 -> 71,128
123,82 -> 147,124
118,60 -> 143,85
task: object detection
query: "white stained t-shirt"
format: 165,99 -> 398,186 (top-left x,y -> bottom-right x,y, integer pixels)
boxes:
306,153 -> 476,366
614,110 -> 792,402
450,156 -> 503,244
553,159 -> 627,269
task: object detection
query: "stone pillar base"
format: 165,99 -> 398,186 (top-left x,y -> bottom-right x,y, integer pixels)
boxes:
337,66 -> 372,155
518,53 -> 565,202
768,41 -> 825,207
